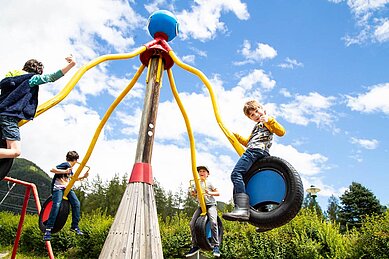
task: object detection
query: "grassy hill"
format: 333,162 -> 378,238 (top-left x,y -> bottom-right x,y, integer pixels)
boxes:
0,158 -> 52,214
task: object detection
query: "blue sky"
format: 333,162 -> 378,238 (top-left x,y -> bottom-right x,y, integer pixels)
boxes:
1,0 -> 389,210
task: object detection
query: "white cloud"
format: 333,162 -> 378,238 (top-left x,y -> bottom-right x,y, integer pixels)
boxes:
272,144 -> 329,177
278,57 -> 304,69
237,69 -> 276,91
278,92 -> 337,128
350,137 -> 379,149
374,19 -> 389,42
346,0 -> 389,15
346,83 -> 389,114
176,0 -> 249,41
182,55 -> 196,64
330,0 -> 389,44
236,40 -> 277,65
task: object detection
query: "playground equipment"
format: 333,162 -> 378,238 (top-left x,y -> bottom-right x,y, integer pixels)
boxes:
0,9 -> 303,258
1,177 -> 54,259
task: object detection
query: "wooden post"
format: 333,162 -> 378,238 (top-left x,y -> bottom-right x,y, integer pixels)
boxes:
99,53 -> 164,259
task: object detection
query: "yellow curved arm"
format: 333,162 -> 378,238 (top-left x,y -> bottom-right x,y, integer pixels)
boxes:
63,64 -> 146,197
169,51 -> 245,156
19,46 -> 147,127
167,69 -> 207,215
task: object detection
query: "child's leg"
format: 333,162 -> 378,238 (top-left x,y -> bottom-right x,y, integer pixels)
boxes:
207,205 -> 219,246
0,139 -> 21,158
67,190 -> 81,229
189,207 -> 202,246
0,116 -> 22,158
45,190 -> 64,229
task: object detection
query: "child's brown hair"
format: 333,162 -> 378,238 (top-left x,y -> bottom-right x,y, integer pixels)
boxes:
66,151 -> 79,162
243,100 -> 263,117
23,59 -> 44,75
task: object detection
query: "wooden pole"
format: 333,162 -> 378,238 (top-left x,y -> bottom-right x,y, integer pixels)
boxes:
99,53 -> 164,259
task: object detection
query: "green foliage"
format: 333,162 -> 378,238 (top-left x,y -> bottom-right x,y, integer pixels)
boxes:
78,174 -> 127,216
0,158 -> 51,214
0,211 -> 18,245
1,206 -> 389,258
339,182 -> 385,231
353,210 -> 389,258
326,195 -> 340,222
159,214 -> 192,258
0,210 -> 113,258
2,158 -> 389,258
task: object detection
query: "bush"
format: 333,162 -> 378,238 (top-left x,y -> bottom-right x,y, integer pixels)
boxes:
353,210 -> 389,258
159,214 -> 192,258
0,211 -> 19,246
0,208 -> 388,258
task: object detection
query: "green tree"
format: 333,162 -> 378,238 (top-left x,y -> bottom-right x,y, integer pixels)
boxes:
79,174 -> 127,216
338,182 -> 385,231
302,193 -> 322,217
182,190 -> 198,218
326,195 -> 340,222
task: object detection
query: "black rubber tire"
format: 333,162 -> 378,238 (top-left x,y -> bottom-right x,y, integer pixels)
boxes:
244,156 -> 303,232
194,215 -> 223,251
38,196 -> 70,233
0,133 -> 14,181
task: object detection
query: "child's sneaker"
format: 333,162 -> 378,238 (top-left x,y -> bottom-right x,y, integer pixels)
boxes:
43,228 -> 52,241
185,246 -> 200,257
70,227 -> 84,235
213,246 -> 221,257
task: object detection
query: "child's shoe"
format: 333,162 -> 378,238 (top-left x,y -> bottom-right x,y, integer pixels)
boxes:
213,246 -> 221,257
185,246 -> 200,257
43,228 -> 52,241
70,227 -> 84,235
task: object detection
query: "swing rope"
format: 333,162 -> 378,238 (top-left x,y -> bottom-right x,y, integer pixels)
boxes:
0,182 -> 16,205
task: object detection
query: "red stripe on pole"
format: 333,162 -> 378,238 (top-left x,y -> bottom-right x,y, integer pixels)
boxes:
129,162 -> 153,184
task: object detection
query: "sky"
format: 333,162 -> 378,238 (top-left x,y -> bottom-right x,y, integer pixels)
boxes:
1,0 -> 389,210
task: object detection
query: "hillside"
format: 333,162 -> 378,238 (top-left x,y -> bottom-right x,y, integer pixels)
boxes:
0,158 -> 52,214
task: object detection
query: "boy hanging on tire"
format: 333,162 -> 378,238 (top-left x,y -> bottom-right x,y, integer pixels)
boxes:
222,100 -> 285,221
186,166 -> 221,258
43,151 -> 89,241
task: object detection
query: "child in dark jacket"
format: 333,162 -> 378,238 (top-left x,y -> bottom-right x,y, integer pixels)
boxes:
0,56 -> 76,159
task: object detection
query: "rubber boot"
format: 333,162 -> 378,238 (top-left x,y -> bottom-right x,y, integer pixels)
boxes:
222,193 -> 250,221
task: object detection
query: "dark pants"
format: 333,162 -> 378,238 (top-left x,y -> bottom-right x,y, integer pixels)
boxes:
231,148 -> 269,194
46,189 -> 80,229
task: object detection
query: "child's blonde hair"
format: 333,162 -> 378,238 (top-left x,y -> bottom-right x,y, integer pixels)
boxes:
243,100 -> 263,117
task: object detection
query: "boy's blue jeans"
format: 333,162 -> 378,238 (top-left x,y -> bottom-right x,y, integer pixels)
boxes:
46,189 -> 80,229
231,148 -> 269,194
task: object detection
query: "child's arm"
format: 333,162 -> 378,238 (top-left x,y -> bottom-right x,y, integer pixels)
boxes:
50,167 -> 72,175
61,56 -> 76,75
264,117 -> 286,137
206,188 -> 220,197
76,169 -> 89,181
29,56 -> 76,87
233,133 -> 249,147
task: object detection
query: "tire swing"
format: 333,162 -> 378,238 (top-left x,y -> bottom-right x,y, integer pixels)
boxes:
194,214 -> 224,250
38,195 -> 70,233
0,132 -> 14,181
244,156 -> 304,232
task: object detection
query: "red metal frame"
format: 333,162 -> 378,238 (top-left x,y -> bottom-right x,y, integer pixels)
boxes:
2,176 -> 54,259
